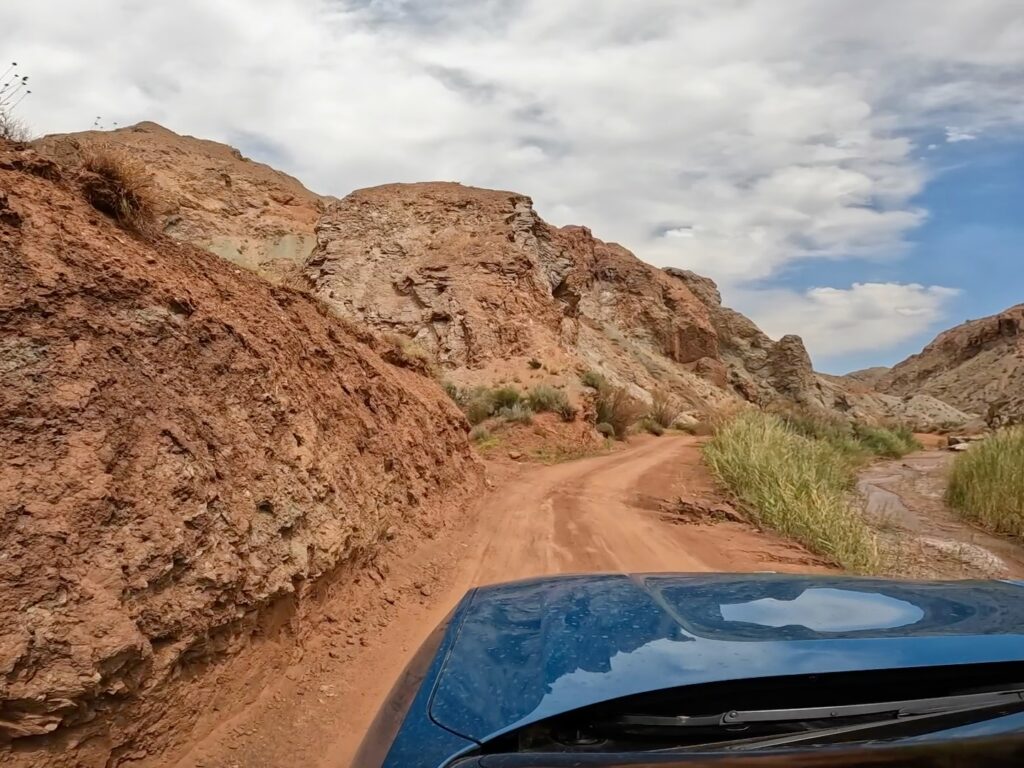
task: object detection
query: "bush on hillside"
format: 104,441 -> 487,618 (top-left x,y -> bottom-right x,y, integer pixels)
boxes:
580,370 -> 606,390
526,384 -> 577,421
497,403 -> 534,425
947,428 -> 1024,538
463,389 -> 496,425
596,422 -> 615,438
595,385 -> 645,440
704,411 -> 880,573
641,418 -> 665,436
649,389 -> 682,428
383,332 -> 436,375
490,386 -> 522,410
0,109 -> 31,142
81,148 -> 156,231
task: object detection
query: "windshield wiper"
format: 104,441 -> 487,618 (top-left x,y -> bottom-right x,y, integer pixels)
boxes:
611,688 -> 1024,729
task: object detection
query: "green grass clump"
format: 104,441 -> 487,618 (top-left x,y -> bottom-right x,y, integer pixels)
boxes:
779,410 -> 919,459
853,423 -> 920,458
704,411 -> 880,573
581,370 -> 607,390
947,428 -> 1024,538
596,422 -> 616,438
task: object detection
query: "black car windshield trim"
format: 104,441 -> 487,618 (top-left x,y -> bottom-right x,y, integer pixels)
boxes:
612,688 -> 1024,728
674,702 -> 1024,752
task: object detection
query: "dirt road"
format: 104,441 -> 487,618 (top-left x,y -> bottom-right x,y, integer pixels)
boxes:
169,434 -> 825,768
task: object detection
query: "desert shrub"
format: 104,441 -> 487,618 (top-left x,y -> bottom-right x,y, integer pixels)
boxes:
648,389 -> 682,428
641,418 -> 665,436
0,109 -> 31,142
853,423 -> 920,458
555,400 -> 578,422
595,385 -> 645,439
498,403 -> 534,425
580,370 -> 607,390
528,358 -> 543,370
462,387 -> 497,425
469,425 -> 490,443
383,332 -> 435,374
527,385 -> 569,413
947,428 -> 1024,538
442,380 -> 464,404
81,148 -> 156,231
704,411 -> 880,573
490,386 -> 522,410
596,422 -> 616,438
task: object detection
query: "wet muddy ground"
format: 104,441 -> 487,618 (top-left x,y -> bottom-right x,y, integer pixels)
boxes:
858,451 -> 1024,579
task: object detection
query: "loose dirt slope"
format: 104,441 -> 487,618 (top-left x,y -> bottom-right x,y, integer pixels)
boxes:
0,142 -> 481,764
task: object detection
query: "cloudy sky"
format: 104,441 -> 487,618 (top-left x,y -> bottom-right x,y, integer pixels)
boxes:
3,0 -> 1023,372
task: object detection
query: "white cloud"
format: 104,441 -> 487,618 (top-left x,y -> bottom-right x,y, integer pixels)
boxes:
945,126 -> 978,142
734,283 -> 960,360
2,0 -> 1020,360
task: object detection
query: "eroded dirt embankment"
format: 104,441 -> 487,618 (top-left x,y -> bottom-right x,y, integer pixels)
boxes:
0,142 -> 482,766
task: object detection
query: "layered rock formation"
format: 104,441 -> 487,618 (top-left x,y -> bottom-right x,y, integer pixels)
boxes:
874,305 -> 1024,427
306,182 -> 806,412
665,269 -> 972,429
35,122 -> 330,282
305,182 -> 971,428
0,140 -> 480,758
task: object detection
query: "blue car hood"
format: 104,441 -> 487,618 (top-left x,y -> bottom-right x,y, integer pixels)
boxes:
429,574 -> 1024,742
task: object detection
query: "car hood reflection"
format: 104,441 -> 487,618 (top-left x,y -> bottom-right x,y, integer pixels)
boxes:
429,574 -> 1024,742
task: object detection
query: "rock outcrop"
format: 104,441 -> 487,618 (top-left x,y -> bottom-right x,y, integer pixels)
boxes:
0,140 -> 480,759
35,122 -> 330,283
874,305 -> 1024,427
665,268 -> 974,430
305,182 -> 839,413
